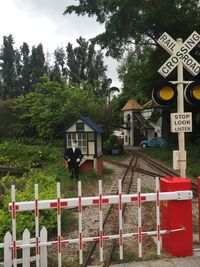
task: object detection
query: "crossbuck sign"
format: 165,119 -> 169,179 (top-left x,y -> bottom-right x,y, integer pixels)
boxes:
158,31 -> 200,77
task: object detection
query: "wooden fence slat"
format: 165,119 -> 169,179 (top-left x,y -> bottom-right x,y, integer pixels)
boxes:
22,229 -> 30,267
40,227 -> 48,267
4,231 -> 12,267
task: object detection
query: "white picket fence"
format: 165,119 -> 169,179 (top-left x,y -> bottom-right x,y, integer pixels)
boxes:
0,227 -> 48,267
0,178 -> 193,266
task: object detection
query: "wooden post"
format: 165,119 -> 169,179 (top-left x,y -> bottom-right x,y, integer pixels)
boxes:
177,38 -> 186,178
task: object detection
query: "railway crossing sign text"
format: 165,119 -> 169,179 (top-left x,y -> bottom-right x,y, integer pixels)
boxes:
170,112 -> 192,133
158,31 -> 200,77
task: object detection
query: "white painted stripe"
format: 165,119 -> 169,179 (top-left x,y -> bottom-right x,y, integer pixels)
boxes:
11,185 -> 17,267
156,177 -> 161,255
118,179 -> 123,259
78,181 -> 83,265
137,177 -> 142,258
57,182 -> 62,267
99,180 -> 103,262
35,184 -> 40,267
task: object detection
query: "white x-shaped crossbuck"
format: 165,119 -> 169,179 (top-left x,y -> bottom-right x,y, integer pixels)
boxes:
157,31 -> 200,78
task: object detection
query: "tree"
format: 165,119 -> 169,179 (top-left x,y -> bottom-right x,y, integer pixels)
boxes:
118,47 -> 162,104
66,36 -> 110,97
64,0 -> 200,58
20,42 -> 31,94
30,44 -> 46,87
12,78 -> 105,138
54,47 -> 67,77
64,0 -> 200,114
0,35 -> 16,99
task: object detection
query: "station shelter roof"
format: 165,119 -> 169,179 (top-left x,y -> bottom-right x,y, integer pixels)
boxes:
79,116 -> 104,133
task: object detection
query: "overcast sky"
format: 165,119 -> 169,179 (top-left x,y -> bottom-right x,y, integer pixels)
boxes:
0,0 -> 121,87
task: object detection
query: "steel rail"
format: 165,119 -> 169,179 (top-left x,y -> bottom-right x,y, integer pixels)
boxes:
82,154 -> 137,267
104,160 -> 137,267
133,151 -> 178,176
105,153 -> 198,197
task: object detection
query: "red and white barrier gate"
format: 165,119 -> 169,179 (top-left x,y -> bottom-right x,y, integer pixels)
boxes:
9,177 -> 192,266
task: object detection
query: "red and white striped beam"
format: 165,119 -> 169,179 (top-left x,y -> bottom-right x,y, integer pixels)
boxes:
11,227 -> 185,250
9,191 -> 193,212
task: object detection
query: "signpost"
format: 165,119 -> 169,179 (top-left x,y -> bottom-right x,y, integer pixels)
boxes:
170,112 -> 192,133
157,31 -> 200,177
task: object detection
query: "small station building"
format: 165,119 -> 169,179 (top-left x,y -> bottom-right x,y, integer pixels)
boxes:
65,116 -> 104,175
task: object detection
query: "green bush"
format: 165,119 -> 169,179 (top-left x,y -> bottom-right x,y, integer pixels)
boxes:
103,134 -> 124,155
0,171 -> 58,240
0,140 -> 56,169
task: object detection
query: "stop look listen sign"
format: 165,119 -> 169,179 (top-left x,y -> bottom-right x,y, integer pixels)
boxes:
170,112 -> 192,133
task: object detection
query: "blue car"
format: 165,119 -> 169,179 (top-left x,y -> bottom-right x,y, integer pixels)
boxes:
139,137 -> 168,148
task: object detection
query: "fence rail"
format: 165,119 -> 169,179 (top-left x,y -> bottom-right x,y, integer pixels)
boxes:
0,178 -> 193,266
0,227 -> 47,267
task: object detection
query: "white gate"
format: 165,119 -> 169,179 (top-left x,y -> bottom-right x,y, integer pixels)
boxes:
0,178 -> 192,266
0,227 -> 47,267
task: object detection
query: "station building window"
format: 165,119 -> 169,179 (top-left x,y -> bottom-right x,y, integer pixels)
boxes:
76,122 -> 84,132
67,133 -> 76,147
77,132 -> 87,154
67,132 -> 87,154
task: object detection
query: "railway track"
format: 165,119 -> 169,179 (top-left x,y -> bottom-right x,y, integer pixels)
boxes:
105,150 -> 198,197
82,154 -> 138,267
81,151 -> 197,266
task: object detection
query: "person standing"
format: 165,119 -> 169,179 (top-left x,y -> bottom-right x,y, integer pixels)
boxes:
64,140 -> 83,179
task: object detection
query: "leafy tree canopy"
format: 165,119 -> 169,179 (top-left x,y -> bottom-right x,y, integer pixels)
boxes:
64,0 -> 200,58
12,77 -> 121,139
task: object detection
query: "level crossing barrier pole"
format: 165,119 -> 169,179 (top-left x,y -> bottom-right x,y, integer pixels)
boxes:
160,176 -> 192,256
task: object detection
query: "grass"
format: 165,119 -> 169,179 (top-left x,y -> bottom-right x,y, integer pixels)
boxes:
140,143 -> 200,181
104,153 -> 129,162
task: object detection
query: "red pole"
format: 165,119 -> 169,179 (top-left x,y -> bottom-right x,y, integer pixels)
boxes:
198,176 -> 200,243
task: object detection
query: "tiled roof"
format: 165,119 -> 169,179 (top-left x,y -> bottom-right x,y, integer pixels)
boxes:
122,99 -> 142,111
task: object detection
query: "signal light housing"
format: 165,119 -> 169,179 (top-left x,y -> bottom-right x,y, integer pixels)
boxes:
184,81 -> 200,107
152,82 -> 177,107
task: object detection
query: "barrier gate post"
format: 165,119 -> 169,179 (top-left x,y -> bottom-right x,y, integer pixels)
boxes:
160,176 -> 193,256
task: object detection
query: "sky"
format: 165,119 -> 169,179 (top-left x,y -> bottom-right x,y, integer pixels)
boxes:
0,0 -> 121,88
